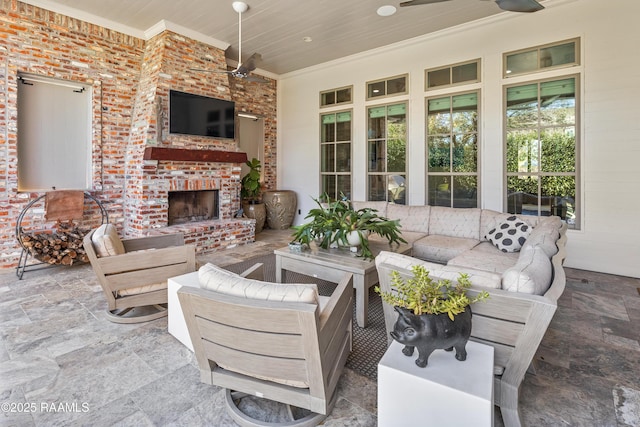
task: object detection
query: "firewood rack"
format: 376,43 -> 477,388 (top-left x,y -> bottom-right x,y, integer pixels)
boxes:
15,191 -> 108,279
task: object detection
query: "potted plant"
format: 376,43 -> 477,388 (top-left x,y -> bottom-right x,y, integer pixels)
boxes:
376,266 -> 489,367
241,158 -> 266,233
291,194 -> 406,260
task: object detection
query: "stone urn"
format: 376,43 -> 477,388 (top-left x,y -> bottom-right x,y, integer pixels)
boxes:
242,201 -> 266,233
390,306 -> 472,368
262,190 -> 297,230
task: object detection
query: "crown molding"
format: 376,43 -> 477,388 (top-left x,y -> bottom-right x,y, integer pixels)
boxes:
145,20 -> 229,50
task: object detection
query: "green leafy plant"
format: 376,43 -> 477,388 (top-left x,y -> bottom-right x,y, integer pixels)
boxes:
241,158 -> 262,202
291,194 -> 406,260
376,265 -> 489,320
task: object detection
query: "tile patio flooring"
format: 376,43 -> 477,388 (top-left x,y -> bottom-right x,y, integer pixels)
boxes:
1,229 -> 639,426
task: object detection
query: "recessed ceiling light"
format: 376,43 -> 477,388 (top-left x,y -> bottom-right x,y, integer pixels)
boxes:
303,36 -> 313,43
377,5 -> 397,17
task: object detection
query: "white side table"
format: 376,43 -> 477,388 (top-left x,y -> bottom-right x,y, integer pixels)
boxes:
378,340 -> 494,427
167,271 -> 200,351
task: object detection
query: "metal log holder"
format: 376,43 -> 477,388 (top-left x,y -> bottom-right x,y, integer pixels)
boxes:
15,191 -> 108,279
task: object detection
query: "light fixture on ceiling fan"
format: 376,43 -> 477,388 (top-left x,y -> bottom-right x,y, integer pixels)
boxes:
191,1 -> 268,83
400,0 -> 544,13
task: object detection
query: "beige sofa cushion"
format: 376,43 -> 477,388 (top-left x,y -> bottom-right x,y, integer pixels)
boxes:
91,224 -> 126,257
375,251 -> 502,290
386,204 -> 431,234
502,245 -> 553,295
351,200 -> 388,217
428,206 -> 481,239
412,234 -> 480,264
448,242 -> 519,274
198,263 -> 319,304
521,217 -> 561,257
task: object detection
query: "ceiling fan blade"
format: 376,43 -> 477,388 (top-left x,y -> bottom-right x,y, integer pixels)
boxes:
400,0 -> 451,6
236,52 -> 262,75
495,0 -> 544,12
189,68 -> 233,74
244,75 -> 269,83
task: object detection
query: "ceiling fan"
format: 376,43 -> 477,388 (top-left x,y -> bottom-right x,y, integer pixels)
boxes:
399,0 -> 544,13
192,1 -> 268,83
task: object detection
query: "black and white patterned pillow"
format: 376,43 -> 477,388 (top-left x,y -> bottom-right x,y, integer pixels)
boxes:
486,215 -> 532,253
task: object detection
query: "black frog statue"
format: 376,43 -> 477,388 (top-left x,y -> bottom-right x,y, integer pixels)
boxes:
390,306 -> 472,368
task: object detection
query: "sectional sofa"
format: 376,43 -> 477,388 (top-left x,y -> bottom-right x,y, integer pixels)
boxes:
352,201 -> 568,427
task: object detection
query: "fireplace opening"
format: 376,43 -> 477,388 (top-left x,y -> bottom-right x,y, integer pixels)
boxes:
168,190 -> 219,225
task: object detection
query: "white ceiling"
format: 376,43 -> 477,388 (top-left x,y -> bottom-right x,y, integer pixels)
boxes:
21,0 -> 546,75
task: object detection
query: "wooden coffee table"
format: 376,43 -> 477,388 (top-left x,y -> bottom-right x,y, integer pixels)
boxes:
275,240 -> 411,328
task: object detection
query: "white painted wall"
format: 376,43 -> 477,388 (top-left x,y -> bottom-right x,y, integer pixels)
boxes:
277,0 -> 640,278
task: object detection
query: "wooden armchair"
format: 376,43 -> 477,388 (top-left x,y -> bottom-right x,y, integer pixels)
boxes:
178,262 -> 353,427
83,224 -> 196,323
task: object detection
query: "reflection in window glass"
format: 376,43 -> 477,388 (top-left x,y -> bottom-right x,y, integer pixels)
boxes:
505,77 -> 578,228
366,75 -> 408,100
452,62 -> 478,84
426,91 -> 478,208
320,86 -> 352,107
428,68 -> 450,88
368,81 -> 386,98
367,103 -> 407,203
505,39 -> 579,77
426,60 -> 479,90
387,77 -> 406,95
320,111 -> 351,199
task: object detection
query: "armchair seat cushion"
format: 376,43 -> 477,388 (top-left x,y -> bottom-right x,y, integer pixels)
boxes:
116,281 -> 167,297
198,263 -> 319,304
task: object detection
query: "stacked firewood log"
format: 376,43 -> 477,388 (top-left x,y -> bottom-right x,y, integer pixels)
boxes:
19,222 -> 90,265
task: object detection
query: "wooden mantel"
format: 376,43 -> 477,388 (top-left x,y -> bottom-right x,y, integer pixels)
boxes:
143,147 -> 248,163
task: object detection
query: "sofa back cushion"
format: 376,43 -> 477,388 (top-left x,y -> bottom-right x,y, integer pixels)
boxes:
386,204 -> 431,234
91,224 -> 125,257
428,207 -> 481,239
521,216 -> 562,257
502,245 -> 552,295
351,200 -> 388,217
198,263 -> 319,304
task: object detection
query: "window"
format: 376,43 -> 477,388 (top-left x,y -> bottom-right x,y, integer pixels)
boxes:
426,59 -> 480,90
504,38 -> 579,77
366,75 -> 408,100
320,86 -> 352,107
426,92 -> 479,208
505,76 -> 579,228
17,74 -> 92,191
367,103 -> 407,204
320,110 -> 352,199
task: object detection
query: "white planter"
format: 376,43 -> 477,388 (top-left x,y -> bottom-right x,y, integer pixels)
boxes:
329,230 -> 369,248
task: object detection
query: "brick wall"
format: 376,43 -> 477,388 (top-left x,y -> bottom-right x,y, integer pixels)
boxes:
0,1 -> 278,268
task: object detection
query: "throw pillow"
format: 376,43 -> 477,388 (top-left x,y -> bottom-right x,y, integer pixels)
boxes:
91,223 -> 126,257
485,215 -> 531,253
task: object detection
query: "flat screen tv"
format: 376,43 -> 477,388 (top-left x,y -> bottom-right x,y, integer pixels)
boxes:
169,90 -> 235,139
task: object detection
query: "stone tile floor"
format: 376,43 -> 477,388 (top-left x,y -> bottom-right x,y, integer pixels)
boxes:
0,228 -> 639,426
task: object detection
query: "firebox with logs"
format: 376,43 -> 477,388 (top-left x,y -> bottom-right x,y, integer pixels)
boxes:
15,191 -> 108,279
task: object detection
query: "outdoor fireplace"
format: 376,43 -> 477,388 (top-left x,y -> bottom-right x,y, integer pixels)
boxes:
168,190 -> 219,225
